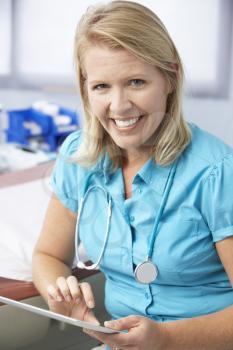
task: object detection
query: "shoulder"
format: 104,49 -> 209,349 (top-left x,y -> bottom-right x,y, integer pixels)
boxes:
181,122 -> 233,170
59,129 -> 83,157
57,129 -> 104,176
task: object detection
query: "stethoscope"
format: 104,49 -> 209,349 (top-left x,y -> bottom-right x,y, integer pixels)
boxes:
75,160 -> 178,284
75,184 -> 112,270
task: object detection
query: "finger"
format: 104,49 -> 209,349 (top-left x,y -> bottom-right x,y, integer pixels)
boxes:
79,282 -> 95,308
104,316 -> 139,331
83,328 -> 108,343
66,276 -> 82,302
56,276 -> 72,302
84,309 -> 100,325
47,284 -> 63,302
83,329 -> 127,349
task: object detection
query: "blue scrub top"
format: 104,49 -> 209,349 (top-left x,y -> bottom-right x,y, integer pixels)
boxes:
50,123 -> 233,322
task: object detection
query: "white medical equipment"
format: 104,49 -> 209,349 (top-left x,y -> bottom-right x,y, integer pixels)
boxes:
75,161 -> 178,284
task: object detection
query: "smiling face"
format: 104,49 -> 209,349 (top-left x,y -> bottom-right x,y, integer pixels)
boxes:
84,44 -> 170,162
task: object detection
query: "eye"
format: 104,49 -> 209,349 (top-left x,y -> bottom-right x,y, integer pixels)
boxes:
129,79 -> 145,87
92,83 -> 109,91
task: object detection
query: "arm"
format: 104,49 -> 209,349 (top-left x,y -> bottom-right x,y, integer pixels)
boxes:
32,193 -> 77,301
83,237 -> 233,350
162,236 -> 233,350
32,193 -> 99,324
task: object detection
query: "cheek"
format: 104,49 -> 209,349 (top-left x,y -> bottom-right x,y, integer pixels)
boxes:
88,95 -> 110,129
143,91 -> 168,115
88,94 -> 106,118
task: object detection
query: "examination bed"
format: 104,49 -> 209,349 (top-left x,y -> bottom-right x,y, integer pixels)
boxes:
0,162 -> 108,350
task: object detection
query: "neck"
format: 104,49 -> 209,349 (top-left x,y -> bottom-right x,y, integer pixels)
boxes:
122,148 -> 152,169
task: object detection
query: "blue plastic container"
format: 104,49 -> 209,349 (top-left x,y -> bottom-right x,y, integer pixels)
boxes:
6,106 -> 80,151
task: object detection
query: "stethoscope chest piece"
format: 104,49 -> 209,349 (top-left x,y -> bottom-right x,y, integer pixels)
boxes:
134,260 -> 158,284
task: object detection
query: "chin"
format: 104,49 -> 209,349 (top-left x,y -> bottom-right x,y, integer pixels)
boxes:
112,140 -> 137,150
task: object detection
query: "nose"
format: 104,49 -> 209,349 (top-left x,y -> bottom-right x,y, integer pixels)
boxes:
109,87 -> 133,116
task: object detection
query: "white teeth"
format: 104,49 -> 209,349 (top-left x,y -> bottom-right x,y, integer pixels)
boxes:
114,117 -> 140,128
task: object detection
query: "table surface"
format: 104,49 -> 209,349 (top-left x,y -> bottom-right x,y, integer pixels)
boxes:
0,160 -> 55,188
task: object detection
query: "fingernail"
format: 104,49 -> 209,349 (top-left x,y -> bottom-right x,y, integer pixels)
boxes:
76,297 -> 81,304
104,321 -> 113,327
66,295 -> 71,302
56,296 -> 62,302
88,300 -> 94,308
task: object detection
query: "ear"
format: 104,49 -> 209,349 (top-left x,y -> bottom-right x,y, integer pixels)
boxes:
170,62 -> 178,72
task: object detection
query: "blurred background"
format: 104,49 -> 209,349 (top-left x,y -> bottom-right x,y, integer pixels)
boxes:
0,2 -> 232,348
0,0 -> 233,172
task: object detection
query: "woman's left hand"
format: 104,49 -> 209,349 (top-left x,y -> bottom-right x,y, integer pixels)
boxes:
83,315 -> 168,350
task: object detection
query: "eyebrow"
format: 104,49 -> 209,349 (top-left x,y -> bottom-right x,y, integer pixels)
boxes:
88,74 -> 149,85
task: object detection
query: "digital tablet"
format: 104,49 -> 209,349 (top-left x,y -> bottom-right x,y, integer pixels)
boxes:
0,296 -> 122,334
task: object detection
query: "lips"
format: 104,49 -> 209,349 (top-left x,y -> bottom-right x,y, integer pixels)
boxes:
110,115 -> 144,129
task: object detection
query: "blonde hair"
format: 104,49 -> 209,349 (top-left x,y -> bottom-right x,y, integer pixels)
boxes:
73,0 -> 191,170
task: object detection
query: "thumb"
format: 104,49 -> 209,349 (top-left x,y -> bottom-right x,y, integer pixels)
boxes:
104,316 -> 139,331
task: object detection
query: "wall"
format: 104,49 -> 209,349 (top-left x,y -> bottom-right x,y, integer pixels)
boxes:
0,22 -> 232,147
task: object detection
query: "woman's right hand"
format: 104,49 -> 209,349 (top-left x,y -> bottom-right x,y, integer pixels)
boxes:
47,275 -> 100,325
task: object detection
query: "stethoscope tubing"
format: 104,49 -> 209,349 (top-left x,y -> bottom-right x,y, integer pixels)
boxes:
75,185 -> 112,270
147,160 -> 178,259
75,159 -> 178,277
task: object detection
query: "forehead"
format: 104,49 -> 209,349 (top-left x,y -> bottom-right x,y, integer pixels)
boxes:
83,44 -> 155,79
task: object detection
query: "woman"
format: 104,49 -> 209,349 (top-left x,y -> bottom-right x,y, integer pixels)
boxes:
32,1 -> 233,349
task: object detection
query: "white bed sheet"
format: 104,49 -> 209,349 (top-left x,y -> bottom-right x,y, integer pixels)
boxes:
0,177 -> 88,281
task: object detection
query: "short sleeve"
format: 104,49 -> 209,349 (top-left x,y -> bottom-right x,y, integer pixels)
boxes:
202,154 -> 233,242
50,130 -> 82,213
